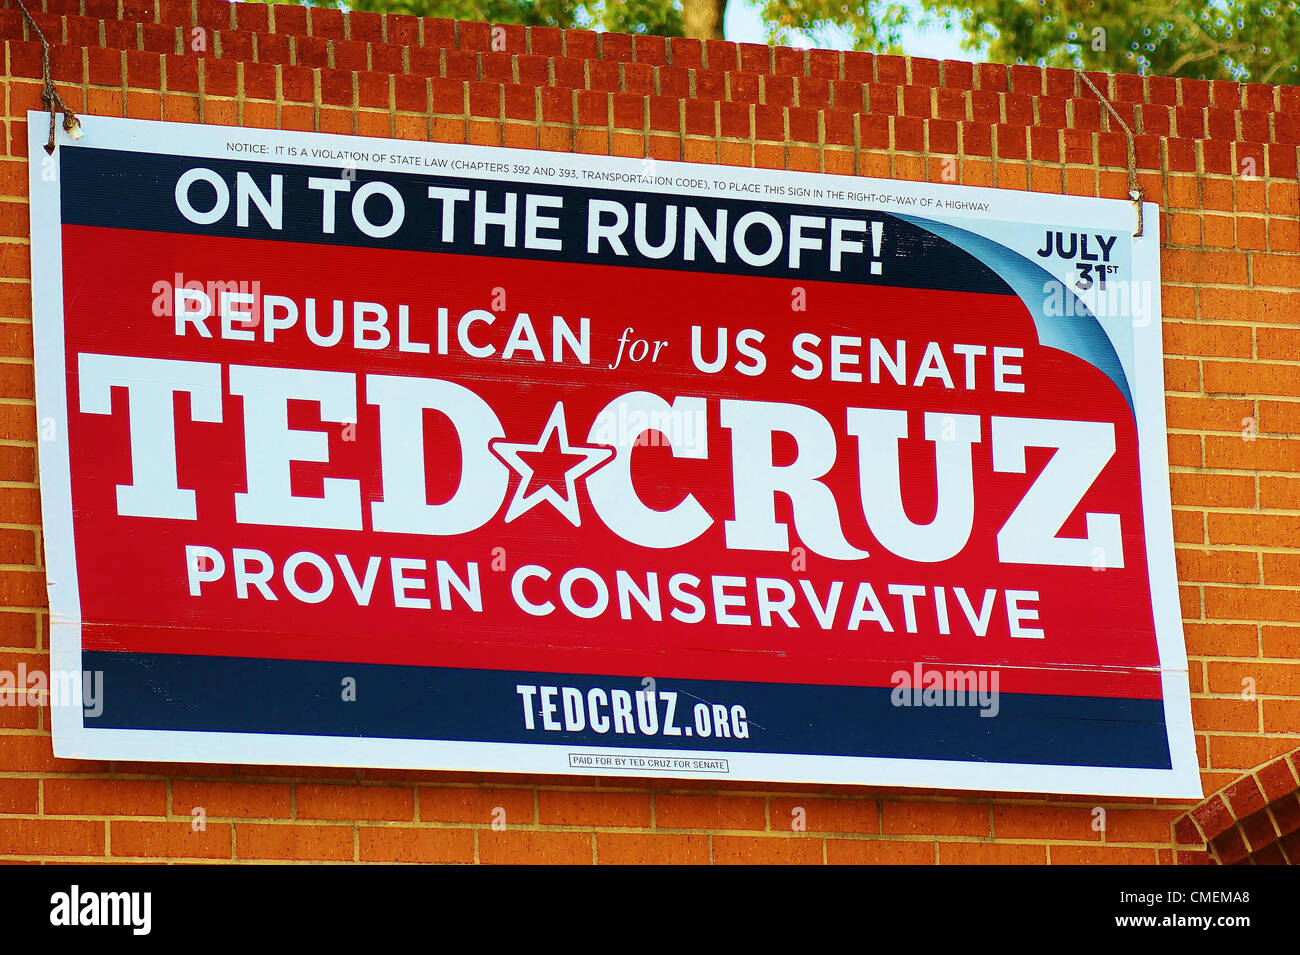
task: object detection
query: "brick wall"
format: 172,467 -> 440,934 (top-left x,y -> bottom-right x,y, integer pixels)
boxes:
1,0 -> 1298,864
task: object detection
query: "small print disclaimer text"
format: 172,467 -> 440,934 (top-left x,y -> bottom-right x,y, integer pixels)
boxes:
569,753 -> 730,773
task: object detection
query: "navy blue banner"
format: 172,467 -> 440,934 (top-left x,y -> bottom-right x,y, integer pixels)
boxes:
58,146 -> 1015,295
83,651 -> 1172,770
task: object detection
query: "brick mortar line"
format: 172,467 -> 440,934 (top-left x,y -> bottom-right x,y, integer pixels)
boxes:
1166,501 -> 1300,512
0,814 -> 1190,850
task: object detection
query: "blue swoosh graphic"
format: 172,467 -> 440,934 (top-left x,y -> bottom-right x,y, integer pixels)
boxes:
896,214 -> 1134,415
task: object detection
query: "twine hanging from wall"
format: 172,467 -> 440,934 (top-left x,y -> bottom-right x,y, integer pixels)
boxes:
11,0 -> 82,154
1076,68 -> 1145,238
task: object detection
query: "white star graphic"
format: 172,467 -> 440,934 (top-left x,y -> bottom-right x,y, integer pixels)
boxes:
488,403 -> 614,527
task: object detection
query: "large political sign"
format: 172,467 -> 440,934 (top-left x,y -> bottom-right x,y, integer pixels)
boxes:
30,114 -> 1199,797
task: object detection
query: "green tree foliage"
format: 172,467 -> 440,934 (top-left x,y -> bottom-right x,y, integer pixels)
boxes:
774,0 -> 1299,82
267,0 -> 1300,83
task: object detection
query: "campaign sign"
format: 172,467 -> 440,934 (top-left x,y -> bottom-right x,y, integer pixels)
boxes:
31,114 -> 1199,796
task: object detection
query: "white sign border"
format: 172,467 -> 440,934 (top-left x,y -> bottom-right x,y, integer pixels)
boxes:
29,112 -> 1201,799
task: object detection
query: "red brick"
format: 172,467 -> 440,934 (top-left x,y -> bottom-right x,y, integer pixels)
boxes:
718,101 -> 749,138
334,39 -> 369,72
824,111 -> 852,147
1257,757 -> 1300,802
431,78 -> 464,114
859,112 -> 889,150
45,778 -> 167,816
87,46 -> 123,86
235,3 -> 270,33
788,106 -> 817,143
297,784 -> 414,821
901,84 -> 931,117
514,53 -> 549,86
163,53 -> 199,93
712,835 -> 822,864
939,841 -> 1046,864
194,0 -> 232,31
319,68 -> 354,107
842,51 -> 873,82
770,797 -> 877,834
468,81 -> 500,118
733,42 -> 766,75
996,125 -> 1027,160
655,794 -> 765,830
0,818 -> 104,857
876,54 -> 905,83
1267,143 -> 1297,179
1268,793 -> 1300,837
270,3 -> 307,35
172,780 -> 292,819
729,71 -> 760,104
1191,794 -> 1239,841
359,825 -> 474,863
0,777 -> 38,814
628,33 -> 665,66
1052,845 -> 1159,864
1212,825 -> 1250,864
1174,814 -> 1202,846
111,820 -> 231,859
612,92 -> 644,129
256,33 -> 291,66
832,80 -> 864,112
419,787 -> 534,825
805,48 -> 836,79
126,50 -> 162,89
894,115 -> 923,152
554,28 -> 591,59
1030,126 -> 1060,162
538,790 -> 650,828
993,804 -> 1100,842
235,822 -> 353,860
596,831 -> 708,864
797,76 -> 831,110
0,527 -> 35,565
539,86 -> 572,124
670,37 -> 704,70
762,73 -> 794,107
827,838 -> 934,863
883,801 -> 990,837
928,119 -> 958,154
294,36 -> 330,70
478,829 -> 590,864
502,84 -> 536,122
588,60 -> 619,93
